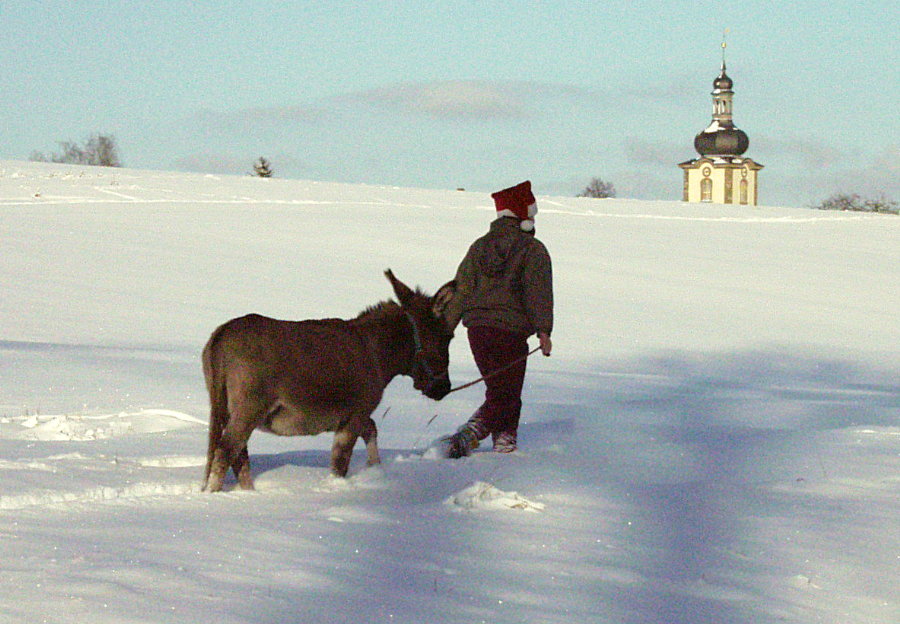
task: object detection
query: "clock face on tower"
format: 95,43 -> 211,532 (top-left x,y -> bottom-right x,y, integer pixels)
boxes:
702,167 -> 711,177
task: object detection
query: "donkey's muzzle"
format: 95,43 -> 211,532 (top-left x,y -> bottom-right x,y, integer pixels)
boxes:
424,376 -> 451,401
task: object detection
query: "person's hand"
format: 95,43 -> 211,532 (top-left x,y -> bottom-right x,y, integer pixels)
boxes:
538,332 -> 552,357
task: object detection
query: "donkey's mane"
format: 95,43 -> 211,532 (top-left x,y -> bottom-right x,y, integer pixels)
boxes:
354,288 -> 431,323
356,299 -> 402,323
356,287 -> 431,324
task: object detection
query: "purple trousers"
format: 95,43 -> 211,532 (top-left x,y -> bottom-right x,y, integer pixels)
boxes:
467,325 -> 529,439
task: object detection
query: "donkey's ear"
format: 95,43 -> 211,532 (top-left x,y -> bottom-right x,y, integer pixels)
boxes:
385,269 -> 416,307
431,279 -> 457,319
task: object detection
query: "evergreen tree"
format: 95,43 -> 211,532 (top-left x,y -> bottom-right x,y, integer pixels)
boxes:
253,157 -> 273,178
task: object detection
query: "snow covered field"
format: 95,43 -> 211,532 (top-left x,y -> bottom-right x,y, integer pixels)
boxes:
1,161 -> 898,624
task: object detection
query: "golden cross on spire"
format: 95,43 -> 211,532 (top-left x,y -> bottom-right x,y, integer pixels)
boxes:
721,28 -> 729,68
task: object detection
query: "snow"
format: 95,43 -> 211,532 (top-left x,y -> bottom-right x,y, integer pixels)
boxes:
444,482 -> 546,513
1,161 -> 898,624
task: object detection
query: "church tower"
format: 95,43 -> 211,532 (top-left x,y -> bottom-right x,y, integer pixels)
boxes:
679,42 -> 763,205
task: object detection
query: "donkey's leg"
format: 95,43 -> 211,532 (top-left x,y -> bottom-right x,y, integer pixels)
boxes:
221,416 -> 258,490
203,449 -> 215,491
206,447 -> 229,493
203,429 -> 221,492
232,446 -> 254,490
206,428 -> 229,493
330,426 -> 359,477
208,418 -> 257,491
203,381 -> 230,491
361,416 -> 381,467
207,383 -> 264,491
205,431 -> 248,491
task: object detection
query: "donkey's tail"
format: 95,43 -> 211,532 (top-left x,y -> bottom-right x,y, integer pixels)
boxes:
201,325 -> 229,489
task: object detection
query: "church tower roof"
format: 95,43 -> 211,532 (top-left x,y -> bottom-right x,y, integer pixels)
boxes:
694,47 -> 749,158
679,37 -> 763,206
713,62 -> 734,92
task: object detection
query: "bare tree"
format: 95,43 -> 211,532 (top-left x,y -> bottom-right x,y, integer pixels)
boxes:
253,157 -> 273,178
87,134 -> 121,167
577,177 -> 616,199
31,133 -> 122,167
812,192 -> 898,215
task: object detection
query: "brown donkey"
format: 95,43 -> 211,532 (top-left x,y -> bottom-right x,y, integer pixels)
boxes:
202,270 -> 456,491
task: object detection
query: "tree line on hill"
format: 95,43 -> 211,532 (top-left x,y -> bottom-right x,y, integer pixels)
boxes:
26,134 -> 896,213
30,133 -> 121,168
810,193 -> 898,215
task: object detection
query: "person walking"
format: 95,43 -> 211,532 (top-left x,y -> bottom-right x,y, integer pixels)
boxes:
442,180 -> 553,457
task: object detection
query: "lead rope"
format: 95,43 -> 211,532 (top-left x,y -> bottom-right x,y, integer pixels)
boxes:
446,346 -> 541,395
419,344 -> 542,443
404,311 -> 542,395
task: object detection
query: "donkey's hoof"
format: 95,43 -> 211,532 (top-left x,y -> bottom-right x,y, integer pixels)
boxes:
204,474 -> 225,492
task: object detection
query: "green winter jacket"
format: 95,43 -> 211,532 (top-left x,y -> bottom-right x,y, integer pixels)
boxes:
445,217 -> 553,337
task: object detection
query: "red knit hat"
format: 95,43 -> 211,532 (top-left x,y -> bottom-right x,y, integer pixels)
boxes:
492,180 -> 537,231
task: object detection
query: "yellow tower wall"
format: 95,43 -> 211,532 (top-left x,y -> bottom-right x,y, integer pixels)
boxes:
681,159 -> 762,205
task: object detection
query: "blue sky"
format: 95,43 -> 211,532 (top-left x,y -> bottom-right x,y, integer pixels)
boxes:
2,1 -> 897,206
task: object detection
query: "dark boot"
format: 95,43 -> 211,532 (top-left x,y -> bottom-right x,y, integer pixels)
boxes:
444,425 -> 480,459
492,430 -> 517,453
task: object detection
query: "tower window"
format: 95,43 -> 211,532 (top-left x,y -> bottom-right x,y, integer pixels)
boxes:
701,177 -> 713,202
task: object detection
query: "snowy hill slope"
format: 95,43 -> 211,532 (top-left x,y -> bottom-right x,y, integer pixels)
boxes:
1,161 -> 898,624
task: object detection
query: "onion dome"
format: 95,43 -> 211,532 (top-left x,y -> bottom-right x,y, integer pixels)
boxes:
694,124 -> 749,156
713,68 -> 733,92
